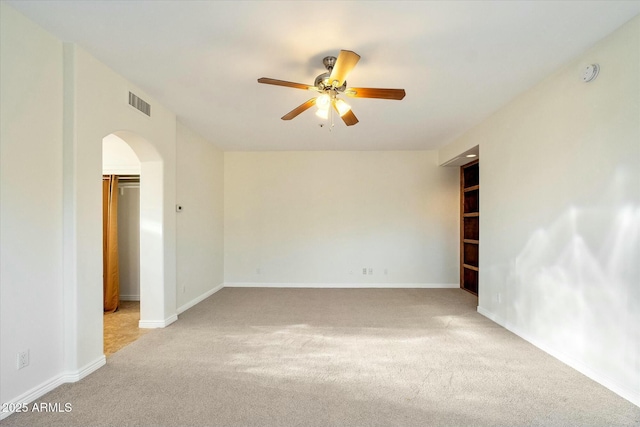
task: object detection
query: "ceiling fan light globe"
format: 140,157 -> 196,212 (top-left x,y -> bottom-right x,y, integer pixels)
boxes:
315,108 -> 329,119
316,93 -> 331,110
335,99 -> 352,117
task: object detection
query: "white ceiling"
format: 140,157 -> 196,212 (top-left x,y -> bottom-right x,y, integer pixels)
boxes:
8,1 -> 640,151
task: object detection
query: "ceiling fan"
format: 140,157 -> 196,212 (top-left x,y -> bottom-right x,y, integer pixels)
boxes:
258,50 -> 406,126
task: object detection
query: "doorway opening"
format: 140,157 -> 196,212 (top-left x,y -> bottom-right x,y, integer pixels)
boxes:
102,132 -> 161,355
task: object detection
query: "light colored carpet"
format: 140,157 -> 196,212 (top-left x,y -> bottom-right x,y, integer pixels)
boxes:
2,288 -> 639,427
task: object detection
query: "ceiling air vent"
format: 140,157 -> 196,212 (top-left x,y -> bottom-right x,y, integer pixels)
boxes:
128,91 -> 151,117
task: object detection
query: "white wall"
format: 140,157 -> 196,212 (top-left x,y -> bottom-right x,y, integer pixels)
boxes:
440,16 -> 640,405
68,42 -> 178,361
1,2 -> 182,414
0,1 -> 65,409
176,121 -> 225,312
4,0 -> 636,415
224,151 -> 459,286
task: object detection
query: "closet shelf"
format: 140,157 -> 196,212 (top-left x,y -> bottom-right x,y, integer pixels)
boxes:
461,159 -> 479,296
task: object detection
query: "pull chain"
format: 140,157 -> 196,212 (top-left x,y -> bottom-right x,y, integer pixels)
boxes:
329,104 -> 334,131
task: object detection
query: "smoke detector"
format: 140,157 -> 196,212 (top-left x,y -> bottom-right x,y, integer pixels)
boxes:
582,64 -> 599,82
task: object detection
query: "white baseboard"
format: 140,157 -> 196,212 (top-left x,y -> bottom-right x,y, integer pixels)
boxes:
139,314 -> 178,329
177,283 -> 224,314
119,294 -> 140,301
0,356 -> 105,421
224,282 -> 459,289
477,306 -> 640,408
477,306 -> 506,325
61,356 -> 106,383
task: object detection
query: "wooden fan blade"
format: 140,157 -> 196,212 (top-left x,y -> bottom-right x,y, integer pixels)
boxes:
344,87 -> 406,100
328,50 -> 360,87
333,102 -> 359,126
281,98 -> 317,120
341,109 -> 359,126
258,77 -> 315,91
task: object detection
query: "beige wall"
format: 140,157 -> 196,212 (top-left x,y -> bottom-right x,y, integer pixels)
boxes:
0,1 -> 65,408
439,15 -> 640,405
3,0 -> 638,414
1,3 -> 223,412
224,151 -> 459,286
176,121 -> 225,311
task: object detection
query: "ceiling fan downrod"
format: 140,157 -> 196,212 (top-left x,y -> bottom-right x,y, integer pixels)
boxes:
322,56 -> 337,71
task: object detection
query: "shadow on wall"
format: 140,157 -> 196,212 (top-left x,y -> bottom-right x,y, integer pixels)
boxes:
511,166 -> 639,386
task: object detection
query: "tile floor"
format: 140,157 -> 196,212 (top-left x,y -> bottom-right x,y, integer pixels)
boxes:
103,300 -> 150,356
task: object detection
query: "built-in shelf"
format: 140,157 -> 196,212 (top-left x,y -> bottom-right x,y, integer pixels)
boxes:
461,160 -> 479,296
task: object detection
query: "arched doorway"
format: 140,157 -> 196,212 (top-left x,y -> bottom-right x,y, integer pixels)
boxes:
102,134 -> 143,354
101,130 -> 173,329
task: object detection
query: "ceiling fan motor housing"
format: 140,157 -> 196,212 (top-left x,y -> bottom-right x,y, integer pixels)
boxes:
315,56 -> 347,91
315,72 -> 347,92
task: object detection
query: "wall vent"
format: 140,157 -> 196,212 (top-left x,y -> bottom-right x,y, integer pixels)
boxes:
128,91 -> 151,116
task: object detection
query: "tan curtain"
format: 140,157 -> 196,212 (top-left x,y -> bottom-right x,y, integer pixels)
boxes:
103,175 -> 120,313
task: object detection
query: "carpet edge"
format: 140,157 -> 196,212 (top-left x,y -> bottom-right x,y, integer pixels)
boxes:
223,282 -> 459,289
477,306 -> 640,408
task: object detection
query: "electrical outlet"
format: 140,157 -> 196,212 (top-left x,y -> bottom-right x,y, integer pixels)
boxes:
368,268 -> 373,275
17,349 -> 29,370
362,268 -> 367,275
